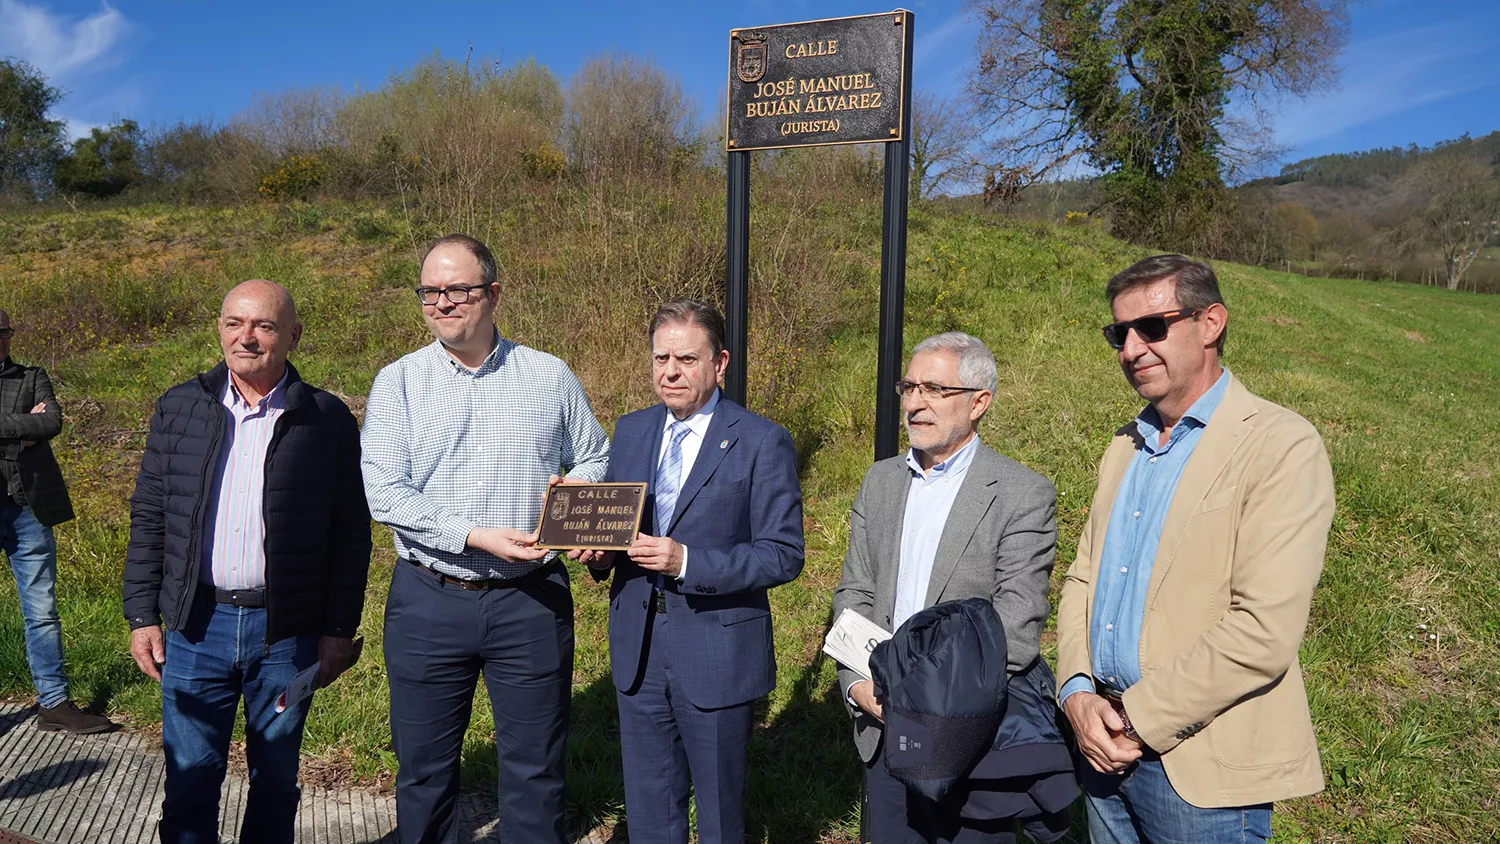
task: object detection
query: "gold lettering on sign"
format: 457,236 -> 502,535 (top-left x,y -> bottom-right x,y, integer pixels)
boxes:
797,73 -> 874,95
784,39 -> 838,59
803,92 -> 882,113
746,98 -> 803,118
753,78 -> 799,99
781,119 -> 841,136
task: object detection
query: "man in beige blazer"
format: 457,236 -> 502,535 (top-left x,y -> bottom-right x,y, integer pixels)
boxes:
1056,255 -> 1334,843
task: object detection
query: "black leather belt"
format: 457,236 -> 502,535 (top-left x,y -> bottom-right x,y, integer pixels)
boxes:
215,587 -> 266,608
405,557 -> 549,590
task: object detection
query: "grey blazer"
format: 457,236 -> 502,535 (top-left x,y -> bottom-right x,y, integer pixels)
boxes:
831,441 -> 1058,762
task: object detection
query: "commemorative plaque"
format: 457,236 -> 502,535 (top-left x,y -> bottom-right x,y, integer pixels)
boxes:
726,11 -> 911,152
535,482 -> 648,551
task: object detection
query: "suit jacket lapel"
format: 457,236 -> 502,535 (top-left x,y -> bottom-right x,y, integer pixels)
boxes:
665,399 -> 739,534
875,458 -> 910,627
640,409 -> 667,531
1143,375 -> 1257,610
924,444 -> 998,607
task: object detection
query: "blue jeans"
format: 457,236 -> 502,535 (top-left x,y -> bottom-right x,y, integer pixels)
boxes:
1082,753 -> 1272,844
159,590 -> 318,844
0,499 -> 68,709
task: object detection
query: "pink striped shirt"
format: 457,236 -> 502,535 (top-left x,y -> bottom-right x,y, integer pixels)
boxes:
201,373 -> 287,590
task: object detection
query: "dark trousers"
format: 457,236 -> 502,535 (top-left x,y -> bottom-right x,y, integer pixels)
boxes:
159,590 -> 318,844
384,559 -> 574,844
617,608 -> 754,844
865,753 -> 1017,844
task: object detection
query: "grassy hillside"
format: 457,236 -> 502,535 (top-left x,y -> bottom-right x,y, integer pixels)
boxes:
0,201 -> 1496,842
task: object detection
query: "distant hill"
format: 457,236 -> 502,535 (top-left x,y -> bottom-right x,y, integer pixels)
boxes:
1245,131 -> 1500,227
990,131 -> 1500,292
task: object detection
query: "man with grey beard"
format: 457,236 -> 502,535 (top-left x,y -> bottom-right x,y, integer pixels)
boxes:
832,331 -> 1059,844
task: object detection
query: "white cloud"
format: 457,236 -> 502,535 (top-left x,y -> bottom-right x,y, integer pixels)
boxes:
61,117 -> 100,141
913,9 -> 974,71
0,0 -> 129,80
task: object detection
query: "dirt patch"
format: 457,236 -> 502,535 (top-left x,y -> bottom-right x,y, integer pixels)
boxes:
1456,461 -> 1493,482
1404,330 -> 1428,343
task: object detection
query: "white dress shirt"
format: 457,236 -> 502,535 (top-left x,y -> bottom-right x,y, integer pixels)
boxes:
656,389 -> 721,580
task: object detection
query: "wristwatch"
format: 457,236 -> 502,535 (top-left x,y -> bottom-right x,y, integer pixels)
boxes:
1118,705 -> 1141,742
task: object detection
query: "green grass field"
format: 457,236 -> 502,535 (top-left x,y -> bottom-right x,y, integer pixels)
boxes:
0,202 -> 1496,842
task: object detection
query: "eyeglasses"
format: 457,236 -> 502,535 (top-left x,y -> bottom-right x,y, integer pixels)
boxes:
894,380 -> 984,399
414,283 -> 493,306
0,328 -> 12,339
1101,309 -> 1201,350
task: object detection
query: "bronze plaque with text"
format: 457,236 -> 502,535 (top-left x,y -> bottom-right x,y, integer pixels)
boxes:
535,482 -> 648,551
726,11 -> 910,152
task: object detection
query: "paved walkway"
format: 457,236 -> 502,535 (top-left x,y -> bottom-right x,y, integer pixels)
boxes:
0,704 -> 610,844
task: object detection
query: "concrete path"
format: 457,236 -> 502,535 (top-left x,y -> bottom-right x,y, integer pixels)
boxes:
0,704 -> 610,844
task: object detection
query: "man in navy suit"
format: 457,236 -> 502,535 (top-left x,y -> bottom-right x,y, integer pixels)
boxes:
571,297 -> 804,844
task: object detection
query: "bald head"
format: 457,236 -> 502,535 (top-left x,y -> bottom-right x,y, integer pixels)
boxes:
222,279 -> 297,324
218,279 -> 302,394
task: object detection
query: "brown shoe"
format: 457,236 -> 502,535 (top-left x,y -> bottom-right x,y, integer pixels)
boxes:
36,700 -> 118,734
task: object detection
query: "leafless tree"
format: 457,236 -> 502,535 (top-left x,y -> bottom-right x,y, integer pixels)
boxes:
1400,153 -> 1500,291
910,91 -> 980,201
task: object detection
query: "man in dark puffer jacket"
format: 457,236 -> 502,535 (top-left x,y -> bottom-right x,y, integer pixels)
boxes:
122,279 -> 371,844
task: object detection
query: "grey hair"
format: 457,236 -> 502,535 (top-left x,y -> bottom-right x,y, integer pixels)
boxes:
911,332 -> 998,393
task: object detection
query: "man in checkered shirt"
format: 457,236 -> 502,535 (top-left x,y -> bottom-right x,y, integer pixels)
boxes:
361,233 -> 610,844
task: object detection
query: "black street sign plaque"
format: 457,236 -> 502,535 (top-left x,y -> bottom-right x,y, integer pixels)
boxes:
726,10 -> 911,152
535,482 -> 648,551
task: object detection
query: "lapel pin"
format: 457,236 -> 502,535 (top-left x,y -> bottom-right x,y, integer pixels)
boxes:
720,439 -> 729,449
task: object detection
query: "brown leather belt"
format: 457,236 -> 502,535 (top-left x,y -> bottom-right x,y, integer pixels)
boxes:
1096,681 -> 1126,707
405,557 -> 544,591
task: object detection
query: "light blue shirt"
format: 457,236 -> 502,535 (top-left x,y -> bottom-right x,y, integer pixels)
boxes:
1060,369 -> 1230,703
361,332 -> 611,581
891,435 -> 980,630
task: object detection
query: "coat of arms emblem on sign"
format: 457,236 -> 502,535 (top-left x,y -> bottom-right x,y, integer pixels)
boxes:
737,31 -> 768,83
549,491 -> 570,523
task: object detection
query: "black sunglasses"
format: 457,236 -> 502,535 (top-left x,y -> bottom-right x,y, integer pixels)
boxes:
1101,309 -> 1201,350
0,328 -> 12,339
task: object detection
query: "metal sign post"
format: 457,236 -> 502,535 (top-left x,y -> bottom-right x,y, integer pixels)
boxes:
874,22 -> 914,463
725,151 -> 751,404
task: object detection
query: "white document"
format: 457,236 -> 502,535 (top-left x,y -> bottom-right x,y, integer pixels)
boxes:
822,609 -> 892,681
275,662 -> 321,715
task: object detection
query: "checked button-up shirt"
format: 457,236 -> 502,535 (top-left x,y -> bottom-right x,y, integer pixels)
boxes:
361,333 -> 610,581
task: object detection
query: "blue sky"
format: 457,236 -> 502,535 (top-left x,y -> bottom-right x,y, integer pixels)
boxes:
2,0 -> 1497,171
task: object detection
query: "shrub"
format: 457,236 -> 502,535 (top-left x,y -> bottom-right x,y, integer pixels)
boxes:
258,155 -> 325,201
521,142 -> 566,181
